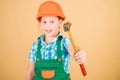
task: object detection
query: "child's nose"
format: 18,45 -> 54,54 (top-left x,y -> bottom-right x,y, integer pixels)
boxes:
46,23 -> 51,28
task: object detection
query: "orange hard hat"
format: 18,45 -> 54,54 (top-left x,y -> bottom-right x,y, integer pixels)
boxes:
36,1 -> 65,21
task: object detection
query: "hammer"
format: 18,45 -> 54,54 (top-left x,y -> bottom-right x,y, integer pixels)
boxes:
63,22 -> 87,76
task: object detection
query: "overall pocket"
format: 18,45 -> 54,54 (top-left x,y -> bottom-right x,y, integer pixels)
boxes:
41,70 -> 55,78
37,60 -> 59,79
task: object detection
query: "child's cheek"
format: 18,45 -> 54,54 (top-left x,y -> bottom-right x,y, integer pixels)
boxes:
53,26 -> 59,32
41,26 -> 44,30
41,23 -> 46,28
53,23 -> 60,29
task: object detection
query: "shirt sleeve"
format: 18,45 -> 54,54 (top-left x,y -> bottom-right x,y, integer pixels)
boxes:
28,42 -> 38,62
63,37 -> 71,50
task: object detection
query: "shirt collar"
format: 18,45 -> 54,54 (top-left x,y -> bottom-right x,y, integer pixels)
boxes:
38,32 -> 63,44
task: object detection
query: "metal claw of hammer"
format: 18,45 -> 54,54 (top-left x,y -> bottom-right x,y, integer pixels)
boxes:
63,22 -> 87,76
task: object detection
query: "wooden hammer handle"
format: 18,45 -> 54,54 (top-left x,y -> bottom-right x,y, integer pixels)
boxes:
68,31 -> 87,76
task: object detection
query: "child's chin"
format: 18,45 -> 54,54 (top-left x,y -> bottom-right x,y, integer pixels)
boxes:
45,33 -> 53,36
46,34 -> 57,37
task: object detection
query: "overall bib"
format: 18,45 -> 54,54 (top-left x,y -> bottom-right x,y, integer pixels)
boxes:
32,37 -> 71,80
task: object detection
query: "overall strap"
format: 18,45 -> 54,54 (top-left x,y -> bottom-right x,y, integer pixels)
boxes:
56,36 -> 63,59
36,40 -> 41,59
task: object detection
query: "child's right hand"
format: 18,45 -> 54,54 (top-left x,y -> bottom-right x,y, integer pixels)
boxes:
68,44 -> 86,64
74,50 -> 86,64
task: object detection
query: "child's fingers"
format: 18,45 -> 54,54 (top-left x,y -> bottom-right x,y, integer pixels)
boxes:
74,50 -> 86,58
75,54 -> 86,62
75,56 -> 86,64
74,50 -> 86,64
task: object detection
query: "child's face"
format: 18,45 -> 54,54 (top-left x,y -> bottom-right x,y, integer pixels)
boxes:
40,16 -> 62,37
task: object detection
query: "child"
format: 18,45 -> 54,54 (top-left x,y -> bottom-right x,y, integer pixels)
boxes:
26,1 -> 86,80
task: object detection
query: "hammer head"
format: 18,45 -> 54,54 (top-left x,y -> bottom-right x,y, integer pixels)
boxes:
63,22 -> 72,32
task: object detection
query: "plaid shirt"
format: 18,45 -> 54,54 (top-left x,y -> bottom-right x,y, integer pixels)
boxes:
28,33 -> 71,73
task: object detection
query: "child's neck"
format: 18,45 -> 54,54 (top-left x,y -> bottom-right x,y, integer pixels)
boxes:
44,32 -> 59,44
45,36 -> 56,44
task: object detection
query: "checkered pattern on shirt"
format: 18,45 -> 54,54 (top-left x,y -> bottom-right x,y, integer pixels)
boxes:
28,33 -> 71,73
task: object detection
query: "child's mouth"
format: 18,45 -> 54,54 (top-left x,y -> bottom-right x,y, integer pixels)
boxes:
45,30 -> 52,33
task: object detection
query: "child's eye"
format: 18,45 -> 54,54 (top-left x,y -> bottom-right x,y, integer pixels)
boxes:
50,20 -> 54,23
42,21 -> 46,24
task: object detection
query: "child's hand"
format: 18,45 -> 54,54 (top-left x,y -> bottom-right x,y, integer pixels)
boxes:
74,50 -> 86,64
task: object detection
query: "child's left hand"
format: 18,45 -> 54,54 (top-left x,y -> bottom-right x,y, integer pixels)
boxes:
74,50 -> 86,64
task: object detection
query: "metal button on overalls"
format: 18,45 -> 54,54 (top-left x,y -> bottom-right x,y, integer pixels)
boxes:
32,37 -> 71,80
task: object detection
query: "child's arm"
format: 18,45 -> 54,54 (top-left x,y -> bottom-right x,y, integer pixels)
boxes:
26,61 -> 35,80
